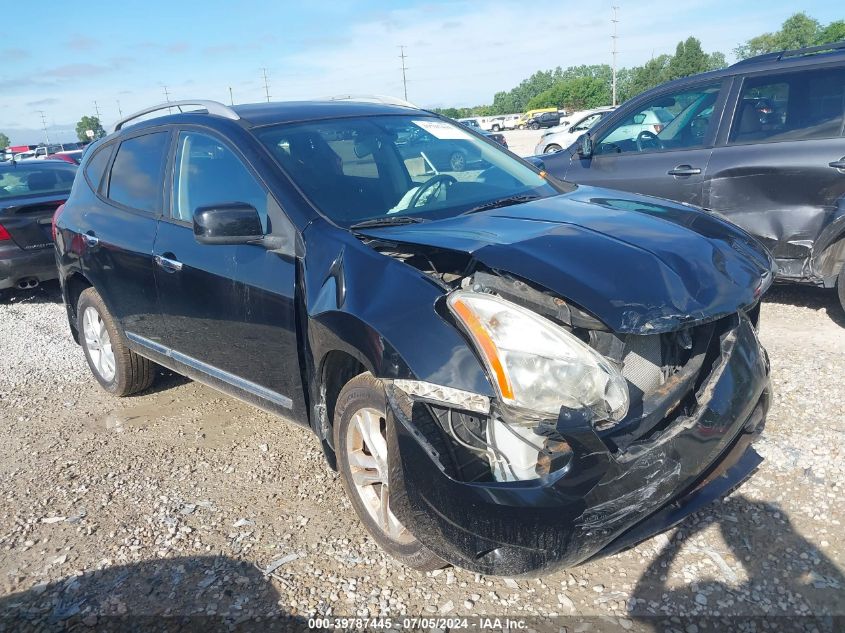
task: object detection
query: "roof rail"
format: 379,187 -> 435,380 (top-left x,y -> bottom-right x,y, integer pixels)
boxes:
112,100 -> 240,133
733,39 -> 845,66
325,94 -> 418,108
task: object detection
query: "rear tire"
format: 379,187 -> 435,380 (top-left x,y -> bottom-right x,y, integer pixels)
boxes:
334,372 -> 445,572
530,122 -> 540,130
491,124 -> 501,132
837,263 -> 845,316
544,143 -> 563,154
77,288 -> 156,396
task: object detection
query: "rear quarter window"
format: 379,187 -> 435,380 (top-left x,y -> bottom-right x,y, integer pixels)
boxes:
107,132 -> 170,213
83,145 -> 113,192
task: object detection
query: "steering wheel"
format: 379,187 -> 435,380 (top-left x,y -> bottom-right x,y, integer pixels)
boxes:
636,130 -> 663,152
408,174 -> 457,208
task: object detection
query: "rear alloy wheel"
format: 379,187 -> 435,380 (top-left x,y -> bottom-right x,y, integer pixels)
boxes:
77,287 -> 156,396
491,124 -> 501,132
334,373 -> 444,571
531,122 -> 540,130
837,262 -> 845,315
544,143 -> 563,154
449,151 -> 466,172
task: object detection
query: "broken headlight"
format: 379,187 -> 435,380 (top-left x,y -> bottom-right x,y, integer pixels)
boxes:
447,290 -> 629,422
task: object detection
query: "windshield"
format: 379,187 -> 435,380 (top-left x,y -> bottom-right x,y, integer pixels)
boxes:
0,163 -> 77,199
257,115 -> 562,227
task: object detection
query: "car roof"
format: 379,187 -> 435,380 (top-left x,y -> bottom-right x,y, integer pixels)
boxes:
0,159 -> 76,172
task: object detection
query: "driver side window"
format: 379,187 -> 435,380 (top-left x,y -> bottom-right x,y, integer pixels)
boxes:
595,82 -> 721,155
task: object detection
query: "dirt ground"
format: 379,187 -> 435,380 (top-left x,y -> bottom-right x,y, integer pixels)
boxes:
0,281 -> 843,632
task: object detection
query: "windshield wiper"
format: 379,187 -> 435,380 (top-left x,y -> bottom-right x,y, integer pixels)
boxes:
349,216 -> 427,230
463,194 -> 541,215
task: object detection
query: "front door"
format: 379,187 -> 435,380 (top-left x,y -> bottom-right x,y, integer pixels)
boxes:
565,80 -> 726,207
704,65 -> 845,280
152,129 -> 304,417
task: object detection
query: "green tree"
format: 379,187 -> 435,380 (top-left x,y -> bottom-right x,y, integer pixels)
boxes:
0,132 -> 10,149
735,12 -> 821,59
815,20 -> 845,45
526,76 -> 611,111
617,54 -> 672,103
665,37 -> 712,81
75,115 -> 106,142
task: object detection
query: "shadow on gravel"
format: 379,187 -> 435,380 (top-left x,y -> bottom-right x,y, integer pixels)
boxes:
0,555 -> 307,632
764,284 -> 845,327
630,494 -> 844,632
0,280 -> 63,306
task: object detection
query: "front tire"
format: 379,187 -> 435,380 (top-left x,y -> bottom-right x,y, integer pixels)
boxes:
837,263 -> 845,316
530,122 -> 540,130
491,124 -> 501,132
544,143 -> 563,154
77,288 -> 156,396
334,373 -> 444,571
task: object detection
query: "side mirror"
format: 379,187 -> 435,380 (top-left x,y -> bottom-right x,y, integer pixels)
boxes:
193,203 -> 264,245
576,134 -> 593,158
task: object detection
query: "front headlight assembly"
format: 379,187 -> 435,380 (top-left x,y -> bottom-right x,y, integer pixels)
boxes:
447,290 -> 629,422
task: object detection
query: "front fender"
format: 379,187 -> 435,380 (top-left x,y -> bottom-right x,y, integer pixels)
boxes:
302,220 -> 493,395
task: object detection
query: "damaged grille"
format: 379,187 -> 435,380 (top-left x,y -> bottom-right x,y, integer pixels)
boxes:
621,334 -> 663,397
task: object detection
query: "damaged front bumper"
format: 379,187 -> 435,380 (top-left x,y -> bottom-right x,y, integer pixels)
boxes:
385,315 -> 770,576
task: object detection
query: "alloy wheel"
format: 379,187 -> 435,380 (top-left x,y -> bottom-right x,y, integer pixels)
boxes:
83,306 -> 116,382
345,407 -> 413,544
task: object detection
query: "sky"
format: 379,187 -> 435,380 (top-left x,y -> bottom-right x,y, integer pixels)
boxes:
1,1 -> 841,144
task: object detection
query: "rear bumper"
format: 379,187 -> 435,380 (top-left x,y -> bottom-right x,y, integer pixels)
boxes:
0,245 -> 57,290
386,315 -> 770,576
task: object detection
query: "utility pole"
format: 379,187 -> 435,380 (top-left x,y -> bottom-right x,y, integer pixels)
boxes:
116,100 -> 123,118
261,68 -> 271,102
611,6 -> 620,106
229,86 -> 234,106
163,85 -> 171,102
37,110 -> 50,144
93,100 -> 102,118
398,45 -> 409,101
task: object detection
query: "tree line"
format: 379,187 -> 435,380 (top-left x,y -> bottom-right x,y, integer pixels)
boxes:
435,12 -> 845,118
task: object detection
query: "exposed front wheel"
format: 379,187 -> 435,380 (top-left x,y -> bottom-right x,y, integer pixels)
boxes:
334,373 -> 444,571
837,263 -> 845,317
77,288 -> 156,396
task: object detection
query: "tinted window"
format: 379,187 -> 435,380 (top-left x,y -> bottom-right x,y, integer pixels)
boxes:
0,163 -> 76,199
729,67 -> 845,144
596,82 -> 720,155
107,132 -> 169,213
172,132 -> 267,229
84,146 -> 112,191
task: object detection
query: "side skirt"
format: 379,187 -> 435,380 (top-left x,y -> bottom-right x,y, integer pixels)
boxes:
125,331 -> 305,424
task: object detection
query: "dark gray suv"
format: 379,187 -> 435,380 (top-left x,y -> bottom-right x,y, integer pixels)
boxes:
543,42 -> 845,313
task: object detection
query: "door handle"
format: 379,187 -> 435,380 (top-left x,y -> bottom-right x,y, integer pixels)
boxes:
154,254 -> 183,272
668,165 -> 702,176
84,232 -> 99,247
829,160 -> 845,170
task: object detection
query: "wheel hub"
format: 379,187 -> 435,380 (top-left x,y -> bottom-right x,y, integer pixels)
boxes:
346,407 -> 413,544
83,306 -> 116,382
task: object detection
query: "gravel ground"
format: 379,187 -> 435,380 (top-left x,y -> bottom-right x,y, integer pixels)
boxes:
0,281 -> 843,632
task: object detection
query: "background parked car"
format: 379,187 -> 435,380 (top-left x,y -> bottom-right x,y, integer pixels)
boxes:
527,111 -> 561,130
543,42 -> 845,313
0,160 -> 76,293
399,123 -> 482,171
47,150 -> 85,165
516,107 -> 557,129
534,107 -> 616,154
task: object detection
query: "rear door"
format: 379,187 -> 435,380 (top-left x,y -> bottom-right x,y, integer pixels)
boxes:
564,79 -> 728,206
152,128 -> 304,416
81,129 -> 171,340
704,64 -> 845,280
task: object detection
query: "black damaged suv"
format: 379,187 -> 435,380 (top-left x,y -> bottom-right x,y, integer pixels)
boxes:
55,98 -> 774,575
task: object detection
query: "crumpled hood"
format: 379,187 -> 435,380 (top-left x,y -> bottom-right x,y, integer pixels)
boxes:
359,185 -> 775,333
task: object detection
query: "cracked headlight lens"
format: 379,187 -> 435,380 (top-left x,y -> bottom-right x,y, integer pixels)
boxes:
448,290 -> 628,422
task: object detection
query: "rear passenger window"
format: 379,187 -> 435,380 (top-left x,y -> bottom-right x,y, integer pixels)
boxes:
84,145 -> 112,191
730,67 -> 845,144
107,132 -> 169,213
